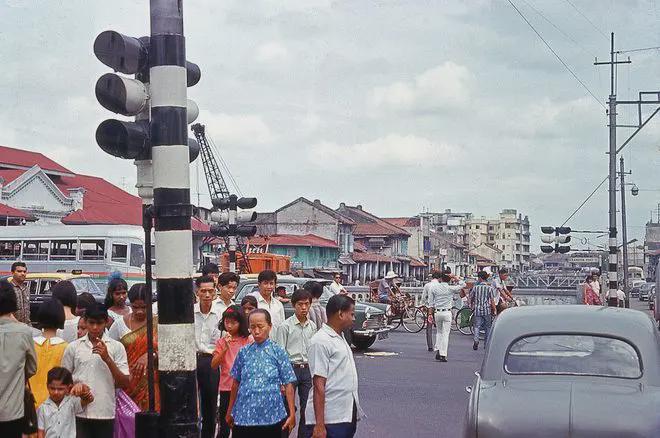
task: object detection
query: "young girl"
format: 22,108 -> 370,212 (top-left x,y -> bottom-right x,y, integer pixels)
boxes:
30,298 -> 68,407
211,305 -> 252,438
240,295 -> 257,316
104,277 -> 130,326
226,309 -> 296,438
37,367 -> 93,438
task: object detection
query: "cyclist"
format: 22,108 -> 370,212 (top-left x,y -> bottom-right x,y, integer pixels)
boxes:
469,271 -> 497,350
491,268 -> 513,313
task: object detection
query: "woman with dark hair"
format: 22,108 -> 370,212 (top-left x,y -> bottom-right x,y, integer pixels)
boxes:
30,298 -> 68,406
108,283 -> 159,411
52,280 -> 80,342
211,305 -> 252,438
583,274 -> 601,305
0,280 -> 37,437
104,277 -> 130,325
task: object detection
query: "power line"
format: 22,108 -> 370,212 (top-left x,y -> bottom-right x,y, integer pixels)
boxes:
520,0 -> 581,48
561,175 -> 609,227
507,0 -> 606,109
616,45 -> 660,54
564,0 -> 608,39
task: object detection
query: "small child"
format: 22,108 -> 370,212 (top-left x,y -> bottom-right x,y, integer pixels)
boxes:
37,367 -> 93,438
240,295 -> 257,316
77,317 -> 87,339
211,305 -> 252,438
303,281 -> 327,331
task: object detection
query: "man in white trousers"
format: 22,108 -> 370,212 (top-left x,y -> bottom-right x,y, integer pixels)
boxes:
428,272 -> 465,362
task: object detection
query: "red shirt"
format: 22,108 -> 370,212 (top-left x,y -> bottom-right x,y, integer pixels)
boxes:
214,335 -> 252,391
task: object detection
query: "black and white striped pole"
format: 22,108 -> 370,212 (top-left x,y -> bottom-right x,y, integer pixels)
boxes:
149,1 -> 200,436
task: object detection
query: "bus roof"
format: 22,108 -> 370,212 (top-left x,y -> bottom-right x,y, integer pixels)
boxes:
0,224 -> 145,240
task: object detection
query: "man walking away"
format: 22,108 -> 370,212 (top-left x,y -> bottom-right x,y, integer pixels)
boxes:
304,295 -> 364,438
9,261 -> 30,324
428,273 -> 465,362
276,289 -> 317,438
469,271 -> 497,350
421,272 -> 441,352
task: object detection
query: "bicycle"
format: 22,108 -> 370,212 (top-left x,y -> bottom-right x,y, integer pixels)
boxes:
386,293 -> 425,333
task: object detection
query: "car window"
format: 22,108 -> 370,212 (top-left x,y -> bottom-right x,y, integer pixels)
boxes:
505,334 -> 641,378
70,278 -> 103,296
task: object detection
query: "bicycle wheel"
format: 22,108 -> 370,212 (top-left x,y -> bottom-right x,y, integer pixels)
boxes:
450,307 -> 459,331
455,307 -> 473,335
402,307 -> 425,333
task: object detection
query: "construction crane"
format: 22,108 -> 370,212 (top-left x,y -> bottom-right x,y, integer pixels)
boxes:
191,123 -> 252,273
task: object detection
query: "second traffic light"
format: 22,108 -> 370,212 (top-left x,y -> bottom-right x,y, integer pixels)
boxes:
210,195 -> 258,238
540,226 -> 571,254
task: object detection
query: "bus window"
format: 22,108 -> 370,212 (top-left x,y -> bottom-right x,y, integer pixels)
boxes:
79,240 -> 105,261
0,241 -> 22,260
23,241 -> 49,261
111,243 -> 128,264
50,240 -> 77,260
130,244 -> 145,268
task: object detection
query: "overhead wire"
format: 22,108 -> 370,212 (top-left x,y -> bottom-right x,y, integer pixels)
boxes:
564,0 -> 608,39
561,175 -> 609,227
506,0 -> 606,109
207,134 -> 243,197
520,0 -> 582,49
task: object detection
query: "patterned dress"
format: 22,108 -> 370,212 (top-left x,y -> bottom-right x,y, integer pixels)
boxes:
230,339 -> 296,426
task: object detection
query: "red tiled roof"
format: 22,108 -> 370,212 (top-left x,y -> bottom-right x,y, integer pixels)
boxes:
383,217 -> 420,228
337,205 -> 410,237
59,174 -> 142,225
0,169 -> 27,184
0,145 -> 73,175
353,242 -> 368,252
276,198 -> 355,225
0,203 -> 33,220
350,251 -> 398,263
249,234 -> 338,248
410,257 -> 426,267
192,217 -> 211,233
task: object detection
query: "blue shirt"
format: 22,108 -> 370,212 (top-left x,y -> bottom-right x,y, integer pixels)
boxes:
230,339 -> 297,426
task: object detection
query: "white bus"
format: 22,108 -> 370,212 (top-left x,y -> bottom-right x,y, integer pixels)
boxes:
0,224 -> 146,289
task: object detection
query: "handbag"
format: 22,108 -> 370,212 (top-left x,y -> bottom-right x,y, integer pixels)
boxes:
22,382 -> 38,434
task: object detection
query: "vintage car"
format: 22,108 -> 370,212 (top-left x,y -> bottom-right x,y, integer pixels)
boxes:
236,275 -> 390,350
464,305 -> 660,437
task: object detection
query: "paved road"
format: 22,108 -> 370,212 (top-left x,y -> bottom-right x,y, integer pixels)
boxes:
352,328 -> 483,438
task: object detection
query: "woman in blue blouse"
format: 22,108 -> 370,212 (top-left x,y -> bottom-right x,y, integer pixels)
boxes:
226,308 -> 297,437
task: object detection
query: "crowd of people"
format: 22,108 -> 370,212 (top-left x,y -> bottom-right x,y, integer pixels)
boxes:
0,261 -> 363,438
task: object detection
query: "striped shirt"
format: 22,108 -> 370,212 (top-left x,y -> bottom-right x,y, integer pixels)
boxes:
469,282 -> 495,316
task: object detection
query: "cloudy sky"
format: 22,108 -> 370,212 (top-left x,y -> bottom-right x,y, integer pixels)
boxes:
2,0 -> 659,248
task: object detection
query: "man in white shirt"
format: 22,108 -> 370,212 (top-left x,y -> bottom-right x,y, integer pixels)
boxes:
491,268 -> 512,312
304,294 -> 364,438
421,271 -> 441,352
194,275 -> 222,438
215,272 -> 239,316
61,306 -> 129,438
428,272 -> 465,362
606,284 -> 626,307
249,270 -> 286,331
329,274 -> 348,296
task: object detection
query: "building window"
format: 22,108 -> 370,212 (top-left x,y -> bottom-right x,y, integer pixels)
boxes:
0,241 -> 22,260
286,247 -> 298,257
130,243 -> 145,268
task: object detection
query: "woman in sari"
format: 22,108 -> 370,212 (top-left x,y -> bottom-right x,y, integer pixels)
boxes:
108,283 -> 159,411
583,274 -> 602,306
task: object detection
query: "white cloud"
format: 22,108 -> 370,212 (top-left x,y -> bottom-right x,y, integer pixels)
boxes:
199,110 -> 274,146
368,62 -> 472,114
308,134 -> 460,169
255,41 -> 289,63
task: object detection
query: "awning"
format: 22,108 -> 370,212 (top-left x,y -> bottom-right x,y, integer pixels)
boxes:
338,255 -> 356,265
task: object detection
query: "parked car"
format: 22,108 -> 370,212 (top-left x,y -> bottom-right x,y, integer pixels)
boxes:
236,275 -> 390,350
1,272 -> 105,320
649,287 -> 655,311
630,279 -> 644,297
464,305 -> 660,437
639,282 -> 654,301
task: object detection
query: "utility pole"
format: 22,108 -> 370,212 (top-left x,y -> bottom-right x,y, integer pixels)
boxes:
620,157 -> 630,307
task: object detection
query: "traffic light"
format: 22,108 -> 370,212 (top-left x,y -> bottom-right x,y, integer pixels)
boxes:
93,30 -> 201,162
540,226 -> 571,254
210,195 -> 258,237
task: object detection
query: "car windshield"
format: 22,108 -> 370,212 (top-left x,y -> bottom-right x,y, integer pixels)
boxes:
70,277 -> 103,296
505,334 -> 641,378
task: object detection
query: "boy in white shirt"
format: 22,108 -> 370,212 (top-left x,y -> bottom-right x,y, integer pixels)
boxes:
37,366 -> 93,438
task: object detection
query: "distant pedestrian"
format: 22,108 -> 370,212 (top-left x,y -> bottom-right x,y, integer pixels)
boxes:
226,309 -> 297,437
329,274 -> 347,296
421,271 -> 441,352
304,281 -> 327,332
583,274 -> 601,305
240,295 -> 258,316
304,294 -> 364,438
52,280 -> 80,343
104,277 -> 130,327
194,275 -> 222,438
202,262 -> 221,289
211,305 -> 252,438
31,298 -> 68,407
8,261 -> 30,324
605,285 -> 626,308
491,269 -> 512,313
428,273 -> 465,362
275,289 -> 317,438
216,272 -> 240,315
37,367 -> 94,438
250,270 -> 286,332
377,271 -> 398,304
468,271 -> 497,350
61,305 -> 130,438
0,279 -> 37,438
276,286 -> 291,304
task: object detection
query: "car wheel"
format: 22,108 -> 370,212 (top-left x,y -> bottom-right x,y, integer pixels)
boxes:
352,335 -> 376,350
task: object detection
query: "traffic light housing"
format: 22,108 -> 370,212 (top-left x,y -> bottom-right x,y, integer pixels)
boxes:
540,226 -> 571,254
210,195 -> 258,238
